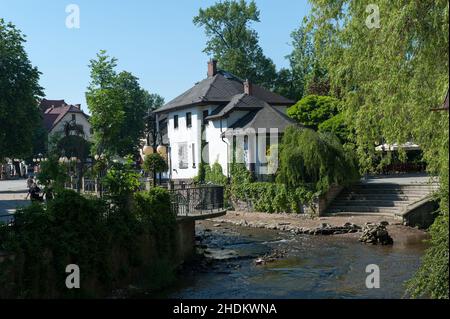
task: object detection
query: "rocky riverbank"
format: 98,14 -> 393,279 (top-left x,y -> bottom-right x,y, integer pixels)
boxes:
207,211 -> 427,244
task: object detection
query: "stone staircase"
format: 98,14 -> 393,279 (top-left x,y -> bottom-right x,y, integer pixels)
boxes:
327,183 -> 439,218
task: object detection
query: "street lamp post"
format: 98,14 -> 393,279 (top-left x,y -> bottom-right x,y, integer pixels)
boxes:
143,110 -> 168,187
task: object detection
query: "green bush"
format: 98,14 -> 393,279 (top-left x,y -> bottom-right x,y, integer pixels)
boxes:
230,182 -> 315,214
0,186 -> 177,298
133,188 -> 176,255
194,161 -> 228,185
143,154 -> 168,178
102,157 -> 141,207
37,156 -> 68,195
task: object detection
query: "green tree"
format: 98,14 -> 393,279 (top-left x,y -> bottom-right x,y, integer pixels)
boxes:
287,95 -> 340,130
276,18 -> 330,101
308,0 -> 449,298
143,153 -> 168,186
277,126 -> 359,193
37,156 -> 68,197
0,19 -> 43,161
86,51 -> 147,157
143,91 -> 165,112
193,0 -> 277,89
318,112 -> 352,145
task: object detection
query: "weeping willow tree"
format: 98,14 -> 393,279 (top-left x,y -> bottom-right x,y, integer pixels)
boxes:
277,126 -> 359,193
306,0 -> 449,298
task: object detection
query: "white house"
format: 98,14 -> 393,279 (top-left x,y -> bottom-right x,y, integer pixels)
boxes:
154,60 -> 296,181
41,99 -> 92,141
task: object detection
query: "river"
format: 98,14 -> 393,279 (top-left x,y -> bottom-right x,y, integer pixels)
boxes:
161,220 -> 427,299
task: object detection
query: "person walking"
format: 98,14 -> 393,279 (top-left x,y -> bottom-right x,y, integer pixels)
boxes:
26,176 -> 34,189
25,182 -> 43,202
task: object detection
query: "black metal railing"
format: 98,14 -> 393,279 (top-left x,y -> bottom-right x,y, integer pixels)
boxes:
169,185 -> 225,216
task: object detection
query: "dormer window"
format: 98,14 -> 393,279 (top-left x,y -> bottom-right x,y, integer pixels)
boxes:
186,112 -> 192,128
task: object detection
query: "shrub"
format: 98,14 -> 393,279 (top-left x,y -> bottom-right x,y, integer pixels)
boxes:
194,162 -> 228,185
0,186 -> 177,298
143,154 -> 168,179
230,182 -> 315,214
102,156 -> 141,207
37,156 -> 68,195
205,162 -> 228,185
133,188 -> 176,255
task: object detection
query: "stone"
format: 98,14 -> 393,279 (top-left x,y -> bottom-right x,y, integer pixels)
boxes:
254,258 -> 265,265
359,223 -> 393,245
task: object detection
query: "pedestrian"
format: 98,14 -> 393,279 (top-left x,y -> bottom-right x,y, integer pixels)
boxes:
25,182 -> 43,202
26,176 -> 34,189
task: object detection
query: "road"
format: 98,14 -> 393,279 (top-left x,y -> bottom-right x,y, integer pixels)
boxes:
0,179 -> 29,223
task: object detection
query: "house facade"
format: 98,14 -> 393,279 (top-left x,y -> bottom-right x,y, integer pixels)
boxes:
154,60 -> 296,181
40,99 -> 92,141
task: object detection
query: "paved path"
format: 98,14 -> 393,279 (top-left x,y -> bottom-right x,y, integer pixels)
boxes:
361,173 -> 438,185
0,179 -> 29,223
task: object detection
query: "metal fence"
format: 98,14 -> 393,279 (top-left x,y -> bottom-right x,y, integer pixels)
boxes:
169,185 -> 225,216
63,178 -> 225,217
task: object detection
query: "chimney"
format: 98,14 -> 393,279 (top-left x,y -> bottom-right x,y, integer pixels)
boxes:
75,104 -> 81,109
208,59 -> 218,77
244,79 -> 253,95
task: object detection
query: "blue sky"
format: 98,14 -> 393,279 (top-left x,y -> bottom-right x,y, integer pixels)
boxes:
1,0 -> 310,113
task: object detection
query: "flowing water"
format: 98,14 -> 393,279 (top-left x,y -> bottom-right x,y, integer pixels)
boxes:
162,221 -> 427,299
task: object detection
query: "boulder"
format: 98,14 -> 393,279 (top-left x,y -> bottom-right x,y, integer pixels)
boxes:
359,223 -> 393,245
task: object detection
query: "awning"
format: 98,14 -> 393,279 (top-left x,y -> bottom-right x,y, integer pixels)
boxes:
375,142 -> 421,152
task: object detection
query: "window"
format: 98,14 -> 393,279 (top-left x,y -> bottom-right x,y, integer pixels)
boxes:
174,115 -> 179,129
202,110 -> 209,125
178,143 -> 188,169
71,114 -> 76,121
186,112 -> 192,128
192,143 -> 196,168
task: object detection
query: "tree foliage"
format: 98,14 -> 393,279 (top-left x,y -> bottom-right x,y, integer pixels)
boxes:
277,126 -> 359,193
287,95 -> 340,129
143,154 -> 168,177
0,187 -> 176,298
86,50 -> 148,157
193,0 -> 277,89
275,17 -> 330,101
308,0 -> 449,298
287,94 -> 352,144
143,91 -> 165,112
0,19 -> 43,161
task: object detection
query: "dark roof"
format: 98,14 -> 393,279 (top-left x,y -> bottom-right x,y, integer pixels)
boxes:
43,105 -> 88,132
39,98 -> 67,108
39,98 -> 68,112
206,93 -> 267,120
155,73 -> 294,114
224,104 -> 298,136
